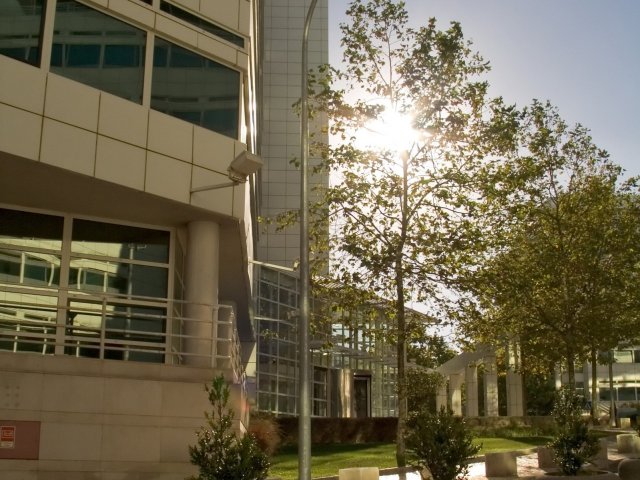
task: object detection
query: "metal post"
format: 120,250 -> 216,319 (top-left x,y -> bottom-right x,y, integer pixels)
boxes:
300,1 -> 318,479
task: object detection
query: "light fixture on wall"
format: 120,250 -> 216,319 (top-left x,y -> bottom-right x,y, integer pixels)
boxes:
190,151 -> 263,193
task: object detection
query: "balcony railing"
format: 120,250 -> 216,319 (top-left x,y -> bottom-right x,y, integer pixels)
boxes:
0,284 -> 246,384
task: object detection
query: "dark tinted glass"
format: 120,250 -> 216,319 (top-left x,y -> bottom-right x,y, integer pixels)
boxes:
51,0 -> 146,103
0,0 -> 44,66
151,37 -> 240,138
159,1 -> 244,48
0,208 -> 64,246
71,219 -> 170,263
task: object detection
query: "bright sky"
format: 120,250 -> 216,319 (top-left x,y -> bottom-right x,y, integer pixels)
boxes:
328,0 -> 640,179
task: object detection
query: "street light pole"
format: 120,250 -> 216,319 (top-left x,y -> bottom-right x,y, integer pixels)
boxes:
299,1 -> 318,480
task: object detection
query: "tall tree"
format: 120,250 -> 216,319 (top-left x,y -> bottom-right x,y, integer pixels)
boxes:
458,100 -> 640,397
297,0 -> 517,466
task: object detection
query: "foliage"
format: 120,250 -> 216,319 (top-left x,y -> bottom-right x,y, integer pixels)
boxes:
548,388 -> 600,476
287,0 -> 519,465
248,412 -> 282,456
457,100 -> 640,388
407,367 -> 445,414
524,372 -> 556,416
188,376 -> 270,480
405,407 -> 481,480
408,333 -> 457,369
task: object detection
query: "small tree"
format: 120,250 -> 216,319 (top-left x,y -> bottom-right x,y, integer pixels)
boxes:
188,375 -> 270,480
548,388 -> 599,476
405,407 -> 480,480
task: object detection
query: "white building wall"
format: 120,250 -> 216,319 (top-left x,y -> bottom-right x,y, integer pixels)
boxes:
0,1 -> 259,478
258,0 -> 329,266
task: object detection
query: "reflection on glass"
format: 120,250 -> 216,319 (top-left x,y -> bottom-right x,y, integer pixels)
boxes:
51,0 -> 146,103
0,208 -> 64,251
0,293 -> 57,354
0,0 -> 44,66
0,250 -> 61,287
152,37 -> 240,138
72,219 -> 169,263
68,260 -> 168,299
159,1 -> 244,48
66,300 -> 166,362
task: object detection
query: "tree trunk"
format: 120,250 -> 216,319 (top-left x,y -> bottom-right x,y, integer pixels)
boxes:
590,348 -> 598,424
520,347 -> 528,416
395,277 -> 407,467
608,352 -> 618,428
566,353 -> 576,391
395,151 -> 410,468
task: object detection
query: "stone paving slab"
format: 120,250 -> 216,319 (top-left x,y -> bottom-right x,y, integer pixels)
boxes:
379,439 -> 637,480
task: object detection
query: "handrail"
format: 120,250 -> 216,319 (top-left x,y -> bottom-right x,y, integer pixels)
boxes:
0,288 -> 245,381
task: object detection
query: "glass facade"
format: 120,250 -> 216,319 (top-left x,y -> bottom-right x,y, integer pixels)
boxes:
0,0 -> 45,66
256,266 -> 299,415
51,0 -> 146,103
254,264 -> 398,417
0,0 -> 243,139
151,37 -> 240,138
159,1 -> 244,48
0,207 -> 173,363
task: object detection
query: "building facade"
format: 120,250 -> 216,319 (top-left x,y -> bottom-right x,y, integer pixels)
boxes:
257,0 -> 328,267
253,263 -> 399,418
0,0 -> 260,478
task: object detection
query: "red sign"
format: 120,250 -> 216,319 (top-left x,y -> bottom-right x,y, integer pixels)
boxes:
0,426 -> 16,448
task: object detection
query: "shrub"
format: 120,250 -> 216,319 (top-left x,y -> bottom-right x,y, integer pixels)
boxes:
405,407 -> 480,480
188,375 -> 270,480
548,388 -> 599,476
249,412 -> 282,455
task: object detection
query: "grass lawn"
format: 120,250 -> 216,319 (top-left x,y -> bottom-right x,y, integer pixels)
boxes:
269,436 -> 552,479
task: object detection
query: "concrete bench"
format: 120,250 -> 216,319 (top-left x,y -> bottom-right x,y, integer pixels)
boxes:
619,458 -> 640,480
537,446 -> 557,469
617,433 -> 640,454
338,467 -> 379,480
485,451 -> 518,477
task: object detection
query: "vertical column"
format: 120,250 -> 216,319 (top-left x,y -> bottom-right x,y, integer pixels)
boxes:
183,221 -> 220,367
465,364 -> 479,417
484,355 -> 499,417
436,381 -> 448,412
449,373 -> 463,416
506,342 -> 524,417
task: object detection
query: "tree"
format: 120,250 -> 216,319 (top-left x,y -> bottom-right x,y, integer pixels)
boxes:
189,376 -> 270,480
405,407 -> 480,480
458,100 -> 640,397
549,388 -> 600,476
297,0 -> 518,466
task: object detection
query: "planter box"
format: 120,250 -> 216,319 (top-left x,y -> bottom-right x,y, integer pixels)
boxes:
485,451 -> 517,477
617,433 -> 640,454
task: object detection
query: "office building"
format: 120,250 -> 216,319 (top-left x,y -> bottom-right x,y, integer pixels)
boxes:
0,0 -> 259,477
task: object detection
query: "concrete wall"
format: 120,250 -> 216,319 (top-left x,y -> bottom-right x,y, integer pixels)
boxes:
0,351 -> 243,479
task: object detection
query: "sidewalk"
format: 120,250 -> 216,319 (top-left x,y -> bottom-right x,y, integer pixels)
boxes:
379,436 -> 635,480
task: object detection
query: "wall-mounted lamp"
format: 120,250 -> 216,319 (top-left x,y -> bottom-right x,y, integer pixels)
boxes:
191,151 -> 263,193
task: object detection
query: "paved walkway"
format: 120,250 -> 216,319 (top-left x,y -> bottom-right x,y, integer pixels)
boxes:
379,436 -> 636,480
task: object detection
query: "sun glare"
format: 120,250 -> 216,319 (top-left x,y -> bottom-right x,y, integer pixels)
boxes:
353,101 -> 420,153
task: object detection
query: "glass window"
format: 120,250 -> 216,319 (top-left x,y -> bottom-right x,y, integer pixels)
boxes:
0,208 -> 64,250
71,219 -> 170,263
618,387 -> 637,402
614,349 -> 633,364
599,388 -> 615,401
0,292 -> 57,354
159,1 -> 244,48
0,0 -> 44,66
634,350 -> 640,363
51,0 -> 146,103
151,37 -> 240,138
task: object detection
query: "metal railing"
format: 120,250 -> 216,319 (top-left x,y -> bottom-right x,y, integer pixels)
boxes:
0,284 -> 246,384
